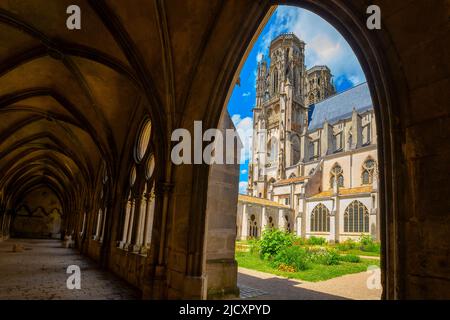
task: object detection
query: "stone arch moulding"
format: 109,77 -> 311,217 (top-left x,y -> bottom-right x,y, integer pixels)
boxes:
183,1 -> 407,300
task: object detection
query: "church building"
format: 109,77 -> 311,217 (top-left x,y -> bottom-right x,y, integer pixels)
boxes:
237,33 -> 379,243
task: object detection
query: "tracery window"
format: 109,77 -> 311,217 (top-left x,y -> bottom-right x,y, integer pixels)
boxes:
118,117 -> 156,254
330,163 -> 344,188
273,68 -> 279,94
310,203 -> 330,232
362,158 -> 376,185
249,214 -> 258,238
334,132 -> 343,151
344,200 -> 369,233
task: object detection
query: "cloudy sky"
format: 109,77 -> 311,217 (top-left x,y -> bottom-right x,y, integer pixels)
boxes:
227,6 -> 366,194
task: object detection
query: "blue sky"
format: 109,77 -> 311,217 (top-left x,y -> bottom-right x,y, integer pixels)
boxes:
227,6 -> 366,194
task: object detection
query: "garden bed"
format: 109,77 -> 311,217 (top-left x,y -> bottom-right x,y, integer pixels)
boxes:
235,230 -> 380,282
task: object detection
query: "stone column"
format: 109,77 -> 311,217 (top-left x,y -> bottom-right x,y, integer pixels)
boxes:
125,199 -> 135,249
100,208 -> 107,242
261,206 -> 267,235
119,200 -> 130,247
94,209 -> 102,240
278,208 -> 285,231
133,195 -> 147,249
144,192 -> 155,246
241,203 -> 248,240
296,215 -> 302,236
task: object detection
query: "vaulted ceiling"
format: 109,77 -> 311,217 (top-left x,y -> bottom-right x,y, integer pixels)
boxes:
0,0 -> 268,215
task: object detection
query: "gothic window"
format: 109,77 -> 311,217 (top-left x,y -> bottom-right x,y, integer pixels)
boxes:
330,163 -> 344,188
308,139 -> 320,161
249,214 -> 258,238
308,93 -> 315,105
130,165 -> 137,187
334,132 -> 343,151
308,168 -> 315,176
146,155 -> 155,180
268,216 -> 274,228
135,118 -> 152,162
310,203 -> 330,232
362,158 -> 376,185
291,135 -> 301,165
362,124 -> 371,145
344,200 -> 369,233
119,116 -> 156,254
267,138 -> 278,163
273,68 -> 279,94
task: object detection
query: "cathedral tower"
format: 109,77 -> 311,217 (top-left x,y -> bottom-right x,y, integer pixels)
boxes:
248,33 -> 308,197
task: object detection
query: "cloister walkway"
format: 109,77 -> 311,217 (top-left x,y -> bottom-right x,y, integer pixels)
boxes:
0,238 -> 139,300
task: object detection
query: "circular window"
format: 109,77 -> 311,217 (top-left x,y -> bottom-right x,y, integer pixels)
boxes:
146,155 -> 155,180
130,165 -> 137,187
135,118 -> 152,162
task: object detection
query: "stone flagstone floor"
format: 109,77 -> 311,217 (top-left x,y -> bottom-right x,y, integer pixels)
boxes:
0,238 -> 140,300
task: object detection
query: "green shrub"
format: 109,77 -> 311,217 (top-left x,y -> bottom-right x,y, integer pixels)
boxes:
307,236 -> 327,246
293,236 -> 307,246
336,239 -> 357,251
248,239 -> 261,255
307,247 -> 340,265
338,254 -> 361,263
358,235 -> 380,253
259,229 -> 294,259
362,242 -> 380,253
272,245 -> 311,271
359,234 -> 374,246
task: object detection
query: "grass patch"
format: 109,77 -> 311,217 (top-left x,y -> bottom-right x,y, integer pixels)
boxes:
236,251 -> 379,282
336,249 -> 380,257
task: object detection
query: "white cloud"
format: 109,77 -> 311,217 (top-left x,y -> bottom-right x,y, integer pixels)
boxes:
256,52 -> 263,62
242,91 -> 251,97
231,114 -> 253,163
239,181 -> 248,194
257,6 -> 366,88
241,169 -> 247,174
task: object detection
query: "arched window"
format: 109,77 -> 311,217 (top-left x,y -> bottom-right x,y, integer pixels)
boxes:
291,135 -> 301,165
135,118 -> 152,162
267,138 -> 278,163
273,68 -> 278,94
330,163 -> 344,188
268,216 -> 274,228
344,200 -> 369,233
249,214 -> 258,238
362,158 -> 376,185
308,93 -> 314,105
310,203 -> 330,232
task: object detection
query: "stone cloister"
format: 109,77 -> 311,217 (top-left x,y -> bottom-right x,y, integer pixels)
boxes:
0,0 -> 449,299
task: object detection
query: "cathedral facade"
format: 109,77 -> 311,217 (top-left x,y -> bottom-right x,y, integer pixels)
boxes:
237,33 -> 379,243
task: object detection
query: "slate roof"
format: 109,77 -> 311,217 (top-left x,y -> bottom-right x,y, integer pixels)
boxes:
308,82 -> 373,131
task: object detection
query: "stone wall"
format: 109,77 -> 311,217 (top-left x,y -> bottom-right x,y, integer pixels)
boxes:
11,187 -> 62,239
